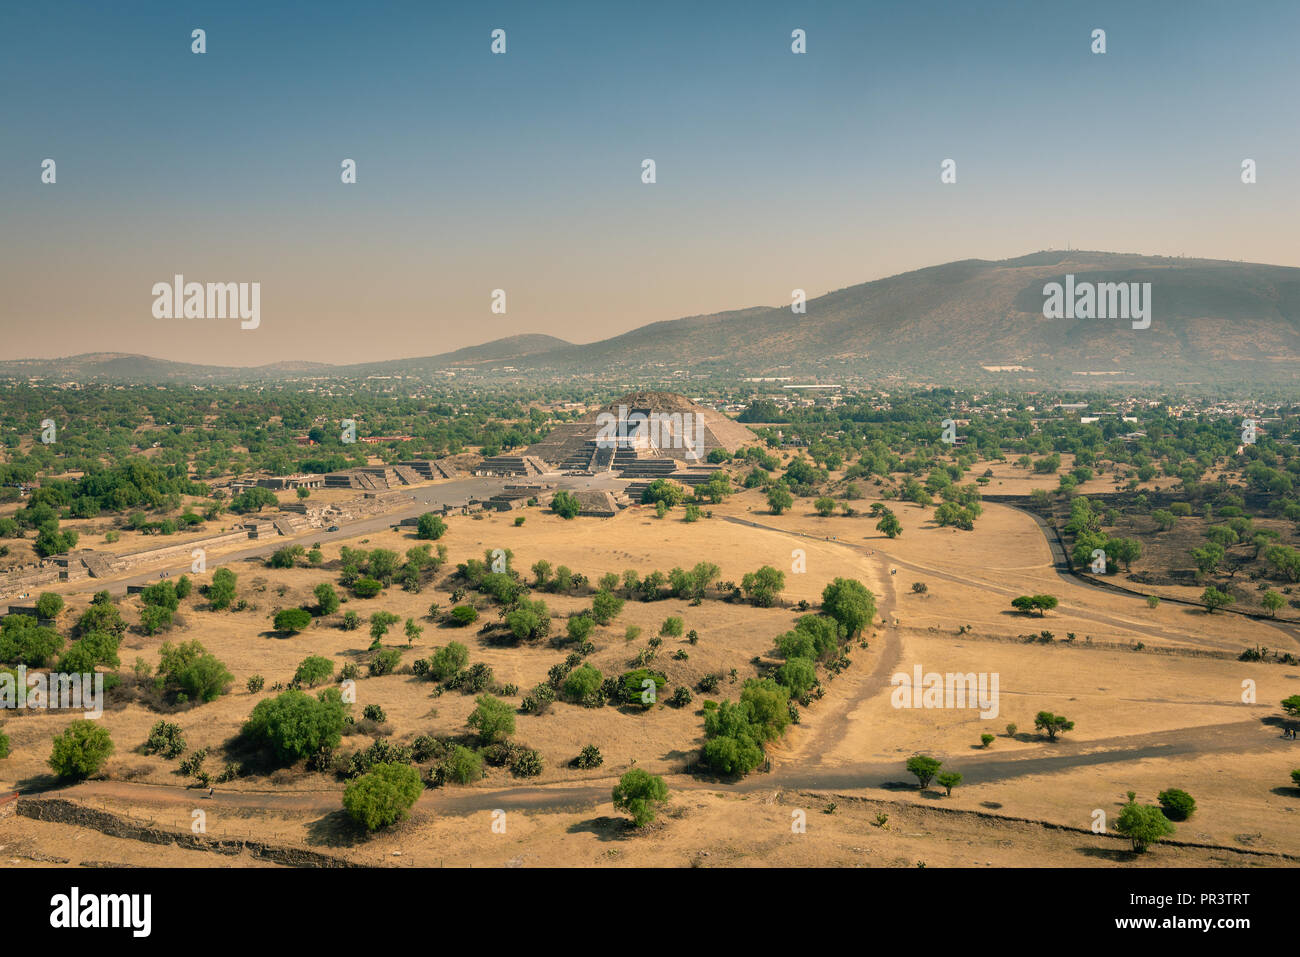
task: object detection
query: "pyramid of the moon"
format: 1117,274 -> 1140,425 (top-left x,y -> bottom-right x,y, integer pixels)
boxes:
526,391 -> 757,467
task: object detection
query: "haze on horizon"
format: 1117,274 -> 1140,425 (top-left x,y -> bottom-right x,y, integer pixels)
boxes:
3,0 -> 1299,367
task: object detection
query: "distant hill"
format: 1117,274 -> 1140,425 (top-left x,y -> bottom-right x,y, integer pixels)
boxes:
339,334 -> 573,377
6,253 -> 1300,386
500,251 -> 1300,386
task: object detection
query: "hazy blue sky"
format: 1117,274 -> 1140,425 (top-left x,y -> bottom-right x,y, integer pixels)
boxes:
3,0 -> 1298,365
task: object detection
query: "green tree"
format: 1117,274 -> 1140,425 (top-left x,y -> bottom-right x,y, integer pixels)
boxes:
551,490 -> 581,519
428,641 -> 469,681
440,745 -> 483,784
591,589 -> 624,625
416,512 -> 448,540
1201,586 -> 1234,613
1034,711 -> 1074,741
35,592 -> 64,620
343,762 -> 423,831
467,694 -> 515,743
314,583 -> 340,615
208,567 -> 238,610
906,754 -> 942,789
766,485 -> 794,515
293,655 -> 334,688
274,607 -> 313,633
876,510 -> 902,538
562,664 -> 603,703
612,768 -> 669,827
157,640 -> 233,703
243,688 -> 349,763
1115,801 -> 1175,853
936,771 -> 963,796
48,720 -> 114,779
821,578 -> 876,637
1011,594 -> 1057,617
741,565 -> 785,607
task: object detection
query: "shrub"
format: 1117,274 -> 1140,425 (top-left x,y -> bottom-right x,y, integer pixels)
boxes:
660,616 -> 684,637
612,768 -> 668,826
557,663 -> 598,701
342,762 -> 423,831
427,642 -> 469,681
452,661 -> 494,693
573,744 -> 603,769
247,674 -> 265,693
520,683 -> 556,714
701,732 -> 764,776
352,578 -> 383,599
439,744 -> 483,784
75,592 -> 127,638
510,747 -> 543,777
274,607 -> 313,634
670,686 -> 693,708
341,611 -> 360,631
980,733 -> 994,748
1157,788 -> 1196,821
138,604 -> 174,636
467,694 -> 515,743
936,771 -> 962,796
57,630 -> 121,673
314,583 -> 340,615
48,720 -> 114,779
158,640 -> 233,703
567,615 -> 596,642
144,720 -> 186,759
449,605 -> 479,626
369,648 -> 402,676
619,669 -> 667,709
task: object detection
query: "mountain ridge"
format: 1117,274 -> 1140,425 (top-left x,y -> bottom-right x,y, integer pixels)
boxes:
4,252 -> 1299,386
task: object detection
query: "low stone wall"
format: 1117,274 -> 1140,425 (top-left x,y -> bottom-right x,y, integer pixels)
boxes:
106,530 -> 251,572
17,797 -> 358,868
0,566 -> 63,599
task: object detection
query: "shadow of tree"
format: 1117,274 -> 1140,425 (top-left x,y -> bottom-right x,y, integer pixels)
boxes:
565,815 -> 637,842
304,809 -> 369,848
1076,844 -> 1140,862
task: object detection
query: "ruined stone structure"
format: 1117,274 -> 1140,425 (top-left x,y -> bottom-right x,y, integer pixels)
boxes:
323,459 -> 460,490
526,392 -> 754,480
473,455 -> 549,477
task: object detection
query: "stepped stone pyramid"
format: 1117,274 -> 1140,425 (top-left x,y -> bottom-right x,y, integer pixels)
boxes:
526,391 -> 755,471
